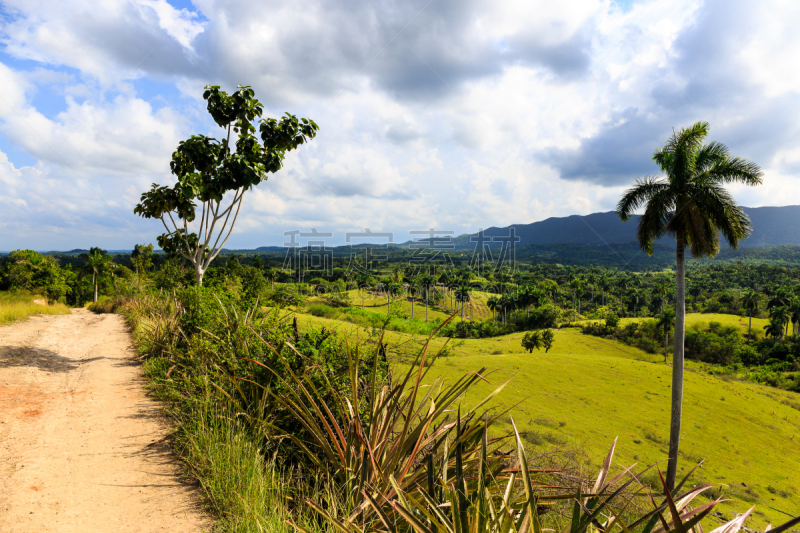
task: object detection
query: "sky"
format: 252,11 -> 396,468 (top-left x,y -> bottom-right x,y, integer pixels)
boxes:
0,0 -> 799,250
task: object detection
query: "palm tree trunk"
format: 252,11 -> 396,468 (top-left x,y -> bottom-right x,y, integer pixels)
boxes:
425,292 -> 428,322
664,332 -> 669,363
411,297 -> 415,320
93,272 -> 98,303
666,235 -> 686,492
748,311 -> 752,343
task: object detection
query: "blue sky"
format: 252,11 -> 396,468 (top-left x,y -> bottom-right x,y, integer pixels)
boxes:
0,0 -> 799,250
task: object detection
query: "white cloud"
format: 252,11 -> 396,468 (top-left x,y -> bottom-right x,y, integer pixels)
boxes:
0,0 -> 799,250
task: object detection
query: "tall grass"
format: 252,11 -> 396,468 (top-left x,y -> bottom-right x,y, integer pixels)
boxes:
0,291 -> 71,326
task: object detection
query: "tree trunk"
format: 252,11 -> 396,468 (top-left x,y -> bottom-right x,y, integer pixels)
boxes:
425,292 -> 428,322
411,298 -> 415,320
748,311 -> 752,343
664,332 -> 669,363
195,265 -> 205,287
93,273 -> 98,303
666,235 -> 686,492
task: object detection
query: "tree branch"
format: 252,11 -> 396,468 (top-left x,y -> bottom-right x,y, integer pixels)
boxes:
205,190 -> 245,269
166,211 -> 195,261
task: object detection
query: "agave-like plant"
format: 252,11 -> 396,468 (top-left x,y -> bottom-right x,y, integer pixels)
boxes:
340,419 -> 761,533
246,316 -> 513,529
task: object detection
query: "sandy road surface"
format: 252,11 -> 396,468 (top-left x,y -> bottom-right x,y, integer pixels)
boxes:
0,309 -> 209,532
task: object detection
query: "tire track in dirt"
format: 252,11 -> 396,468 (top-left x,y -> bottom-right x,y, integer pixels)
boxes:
0,309 -> 209,532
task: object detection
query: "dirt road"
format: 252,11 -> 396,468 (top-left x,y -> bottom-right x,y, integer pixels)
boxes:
0,309 -> 209,532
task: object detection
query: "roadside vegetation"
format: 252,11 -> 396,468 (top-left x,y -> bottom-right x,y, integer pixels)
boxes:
0,291 -> 71,326
96,279 -> 799,532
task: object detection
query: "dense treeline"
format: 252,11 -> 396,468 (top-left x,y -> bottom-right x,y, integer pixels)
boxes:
4,246 -> 800,392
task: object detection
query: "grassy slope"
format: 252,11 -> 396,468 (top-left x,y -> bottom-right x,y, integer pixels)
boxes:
578,313 -> 771,334
0,292 -> 71,326
291,311 -> 800,528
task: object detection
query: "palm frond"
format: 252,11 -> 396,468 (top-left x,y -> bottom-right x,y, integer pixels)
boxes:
635,187 -> 674,255
703,156 -> 763,186
615,177 -> 669,220
693,141 -> 728,173
690,182 -> 752,250
663,122 -> 709,187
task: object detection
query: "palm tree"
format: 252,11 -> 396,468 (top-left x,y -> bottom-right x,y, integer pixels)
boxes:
570,278 -> 583,320
81,247 -> 112,303
409,281 -> 418,320
769,306 -> 791,340
455,285 -> 472,319
656,308 -> 676,364
789,298 -> 800,337
487,297 -> 499,322
419,275 -> 434,322
767,288 -> 790,310
741,289 -> 759,343
265,268 -> 277,290
764,318 -> 784,341
615,121 -> 762,490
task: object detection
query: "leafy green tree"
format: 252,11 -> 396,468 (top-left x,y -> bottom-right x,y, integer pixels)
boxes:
130,243 -> 154,280
81,248 -> 113,303
541,329 -> 555,353
615,121 -> 762,490
521,331 -> 542,353
1,250 -> 69,302
134,85 -> 318,286
605,313 -> 620,329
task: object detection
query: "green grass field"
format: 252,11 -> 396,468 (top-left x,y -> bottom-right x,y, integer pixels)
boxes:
0,292 -> 71,326
578,312 -> 771,336
288,310 -> 800,528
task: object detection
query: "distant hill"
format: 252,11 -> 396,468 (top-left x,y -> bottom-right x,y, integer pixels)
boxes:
438,205 -> 800,250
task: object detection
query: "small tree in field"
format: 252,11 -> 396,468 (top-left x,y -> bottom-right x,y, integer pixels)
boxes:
541,329 -> 555,353
134,85 -> 318,286
521,331 -> 542,353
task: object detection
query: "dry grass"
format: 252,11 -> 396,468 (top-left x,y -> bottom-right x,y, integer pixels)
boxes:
0,292 -> 71,326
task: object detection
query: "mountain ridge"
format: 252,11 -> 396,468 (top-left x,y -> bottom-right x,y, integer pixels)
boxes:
415,205 -> 800,250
